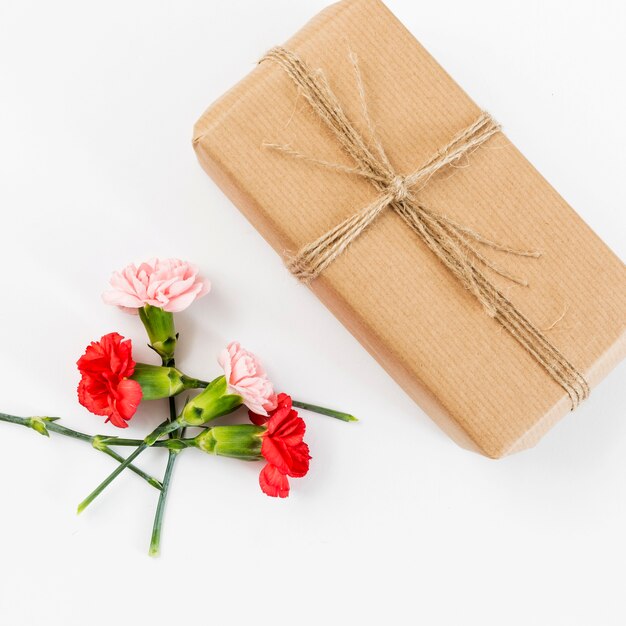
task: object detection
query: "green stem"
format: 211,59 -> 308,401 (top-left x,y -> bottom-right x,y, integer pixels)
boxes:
148,352 -> 182,557
144,420 -> 182,445
0,413 -> 28,427
46,422 -> 92,442
149,449 -> 178,557
163,355 -> 180,436
0,413 -> 162,490
100,446 -> 162,490
95,436 -> 192,448
291,400 -> 358,423
76,418 -> 181,513
97,436 -> 155,446
77,442 -> 148,514
180,375 -> 207,390
179,380 -> 357,423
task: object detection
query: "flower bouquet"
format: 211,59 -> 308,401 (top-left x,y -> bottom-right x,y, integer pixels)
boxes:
0,258 -> 355,555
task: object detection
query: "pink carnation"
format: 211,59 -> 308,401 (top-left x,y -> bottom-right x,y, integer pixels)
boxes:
102,258 -> 209,313
218,342 -> 277,416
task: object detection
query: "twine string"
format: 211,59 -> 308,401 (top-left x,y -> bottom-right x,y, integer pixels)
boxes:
261,46 -> 589,408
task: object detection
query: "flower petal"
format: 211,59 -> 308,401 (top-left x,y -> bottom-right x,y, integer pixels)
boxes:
218,342 -> 276,415
286,441 -> 311,478
259,464 -> 290,498
102,258 -> 209,314
261,436 -> 292,475
115,378 -> 143,422
76,333 -> 142,427
248,409 -> 270,426
248,392 -> 291,425
267,409 -> 305,446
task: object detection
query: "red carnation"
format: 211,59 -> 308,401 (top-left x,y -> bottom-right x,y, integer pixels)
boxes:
252,394 -> 311,498
77,332 -> 142,428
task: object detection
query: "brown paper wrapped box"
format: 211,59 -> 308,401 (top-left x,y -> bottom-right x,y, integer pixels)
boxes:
193,0 -> 626,458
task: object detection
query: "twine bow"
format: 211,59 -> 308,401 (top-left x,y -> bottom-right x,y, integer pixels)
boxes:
261,46 -> 589,408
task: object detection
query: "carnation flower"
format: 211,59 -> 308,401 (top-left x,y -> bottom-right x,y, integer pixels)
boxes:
77,332 -> 142,428
248,392 -> 291,426
193,393 -> 311,498
258,395 -> 311,498
102,258 -> 209,314
218,342 -> 277,416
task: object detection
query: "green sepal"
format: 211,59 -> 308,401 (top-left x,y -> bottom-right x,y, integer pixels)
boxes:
194,425 -> 265,460
91,435 -> 108,452
131,363 -> 186,400
138,304 -> 177,363
144,420 -> 181,446
163,439 -> 189,452
180,376 -> 243,426
27,417 -> 50,437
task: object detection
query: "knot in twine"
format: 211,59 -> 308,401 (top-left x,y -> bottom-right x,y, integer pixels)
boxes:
261,46 -> 589,409
389,175 -> 410,203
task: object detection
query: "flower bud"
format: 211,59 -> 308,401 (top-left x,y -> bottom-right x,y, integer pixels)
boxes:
131,364 -> 186,400
193,425 -> 265,461
138,304 -> 177,363
180,376 -> 242,426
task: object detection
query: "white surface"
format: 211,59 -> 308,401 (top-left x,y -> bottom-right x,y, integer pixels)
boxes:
0,1 -> 625,624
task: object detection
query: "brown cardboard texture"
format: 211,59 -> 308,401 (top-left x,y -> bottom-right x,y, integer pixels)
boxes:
193,0 -> 626,458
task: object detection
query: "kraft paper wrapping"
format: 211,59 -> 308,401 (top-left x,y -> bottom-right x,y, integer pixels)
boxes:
193,0 -> 626,457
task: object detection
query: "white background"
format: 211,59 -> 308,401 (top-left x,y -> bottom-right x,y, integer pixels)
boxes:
0,1 -> 625,624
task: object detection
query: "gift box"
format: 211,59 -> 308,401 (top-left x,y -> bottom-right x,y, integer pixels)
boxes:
193,0 -> 626,457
